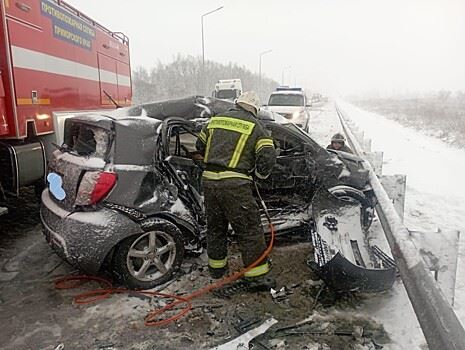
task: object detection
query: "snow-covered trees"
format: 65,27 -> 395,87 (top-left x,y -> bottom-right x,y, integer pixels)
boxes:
132,55 -> 279,104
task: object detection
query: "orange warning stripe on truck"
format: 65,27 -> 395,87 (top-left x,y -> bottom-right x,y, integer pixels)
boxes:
17,98 -> 51,105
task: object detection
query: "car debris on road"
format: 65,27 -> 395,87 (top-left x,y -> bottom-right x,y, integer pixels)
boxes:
211,317 -> 278,350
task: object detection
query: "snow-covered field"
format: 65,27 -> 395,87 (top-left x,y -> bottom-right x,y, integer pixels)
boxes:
337,101 -> 465,328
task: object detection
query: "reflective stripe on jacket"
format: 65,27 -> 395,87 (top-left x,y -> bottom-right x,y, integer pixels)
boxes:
196,107 -> 276,180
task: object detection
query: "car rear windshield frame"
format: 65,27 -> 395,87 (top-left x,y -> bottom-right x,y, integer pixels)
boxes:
63,122 -> 112,159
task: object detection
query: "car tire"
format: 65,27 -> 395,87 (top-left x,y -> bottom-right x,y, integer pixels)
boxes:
328,186 -> 374,231
112,218 -> 185,289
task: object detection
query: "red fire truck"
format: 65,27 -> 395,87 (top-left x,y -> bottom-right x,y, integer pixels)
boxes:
0,0 -> 132,215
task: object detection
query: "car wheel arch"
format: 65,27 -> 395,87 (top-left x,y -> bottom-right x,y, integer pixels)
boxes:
149,212 -> 201,247
102,212 -> 200,269
110,217 -> 186,289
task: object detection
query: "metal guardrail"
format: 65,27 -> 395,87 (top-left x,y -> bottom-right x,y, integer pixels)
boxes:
335,103 -> 465,350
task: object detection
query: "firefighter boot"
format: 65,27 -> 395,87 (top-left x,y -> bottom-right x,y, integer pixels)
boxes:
243,274 -> 277,292
213,274 -> 276,298
209,265 -> 229,279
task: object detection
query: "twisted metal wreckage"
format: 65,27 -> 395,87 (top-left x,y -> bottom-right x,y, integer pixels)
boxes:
41,96 -> 396,293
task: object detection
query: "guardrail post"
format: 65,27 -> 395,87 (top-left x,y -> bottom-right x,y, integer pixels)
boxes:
409,229 -> 460,306
363,138 -> 372,152
354,131 -> 364,145
380,174 -> 406,222
364,151 -> 383,176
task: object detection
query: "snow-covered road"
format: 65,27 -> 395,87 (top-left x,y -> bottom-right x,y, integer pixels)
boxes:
338,101 -> 465,331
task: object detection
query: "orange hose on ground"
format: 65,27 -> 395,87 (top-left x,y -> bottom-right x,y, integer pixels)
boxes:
55,181 -> 275,326
144,221 -> 275,326
55,222 -> 275,327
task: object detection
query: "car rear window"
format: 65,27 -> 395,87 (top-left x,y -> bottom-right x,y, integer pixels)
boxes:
64,122 -> 110,158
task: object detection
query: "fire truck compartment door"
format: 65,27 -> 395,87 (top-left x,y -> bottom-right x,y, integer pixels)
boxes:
5,0 -> 42,28
117,61 -> 131,105
0,141 -> 45,195
97,53 -> 118,106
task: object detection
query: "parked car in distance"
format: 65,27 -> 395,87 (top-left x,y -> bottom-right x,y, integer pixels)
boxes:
40,96 -> 375,289
263,87 -> 311,131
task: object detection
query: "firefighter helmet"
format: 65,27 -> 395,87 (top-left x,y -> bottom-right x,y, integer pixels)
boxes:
331,133 -> 346,143
236,91 -> 261,116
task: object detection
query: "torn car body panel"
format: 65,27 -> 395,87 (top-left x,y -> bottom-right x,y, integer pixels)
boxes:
310,188 -> 396,292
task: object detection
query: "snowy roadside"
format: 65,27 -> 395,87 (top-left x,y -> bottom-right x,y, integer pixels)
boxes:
350,99 -> 465,150
308,104 -> 427,350
337,100 -> 465,328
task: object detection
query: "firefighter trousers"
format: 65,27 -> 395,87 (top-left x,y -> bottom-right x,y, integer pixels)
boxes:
202,178 -> 269,277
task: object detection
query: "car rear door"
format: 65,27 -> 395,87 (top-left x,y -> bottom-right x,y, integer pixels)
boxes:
159,117 -> 204,211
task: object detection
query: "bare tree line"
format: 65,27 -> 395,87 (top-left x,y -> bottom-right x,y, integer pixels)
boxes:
132,54 -> 279,104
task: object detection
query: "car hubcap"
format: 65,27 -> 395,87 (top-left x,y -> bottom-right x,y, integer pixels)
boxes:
127,231 -> 176,282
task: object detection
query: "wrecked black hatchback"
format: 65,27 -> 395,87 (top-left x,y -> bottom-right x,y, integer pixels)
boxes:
40,96 -> 380,289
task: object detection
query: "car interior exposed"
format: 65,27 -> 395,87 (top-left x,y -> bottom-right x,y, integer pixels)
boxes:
164,117 -> 318,195
166,123 -> 204,194
65,122 -> 109,158
168,126 -> 201,159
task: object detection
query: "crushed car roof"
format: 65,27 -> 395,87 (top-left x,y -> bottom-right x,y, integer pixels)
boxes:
110,96 -> 283,123
111,96 -> 233,121
68,97 -> 289,131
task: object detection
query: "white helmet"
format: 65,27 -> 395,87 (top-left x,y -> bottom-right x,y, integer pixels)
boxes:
236,91 -> 261,116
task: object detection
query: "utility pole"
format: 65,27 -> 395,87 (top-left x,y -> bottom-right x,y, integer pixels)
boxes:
258,49 -> 272,101
201,6 -> 224,94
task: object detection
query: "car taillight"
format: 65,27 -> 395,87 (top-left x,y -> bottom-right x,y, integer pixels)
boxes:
75,171 -> 117,206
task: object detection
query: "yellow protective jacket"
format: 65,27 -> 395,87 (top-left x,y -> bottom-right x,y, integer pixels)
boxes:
196,106 -> 276,181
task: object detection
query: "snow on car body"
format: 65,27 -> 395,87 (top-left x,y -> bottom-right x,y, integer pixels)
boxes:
40,96 -> 395,291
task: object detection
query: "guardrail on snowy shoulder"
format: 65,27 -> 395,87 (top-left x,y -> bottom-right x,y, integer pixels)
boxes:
335,103 -> 465,350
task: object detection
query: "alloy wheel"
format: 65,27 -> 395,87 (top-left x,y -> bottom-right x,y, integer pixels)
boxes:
126,230 -> 177,282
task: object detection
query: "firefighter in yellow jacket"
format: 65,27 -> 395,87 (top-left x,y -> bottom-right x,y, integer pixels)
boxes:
196,91 -> 276,291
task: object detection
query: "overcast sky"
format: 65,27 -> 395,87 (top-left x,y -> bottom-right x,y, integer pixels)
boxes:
67,0 -> 465,96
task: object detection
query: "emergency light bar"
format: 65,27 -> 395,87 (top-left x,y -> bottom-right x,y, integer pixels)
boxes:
276,86 -> 303,91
